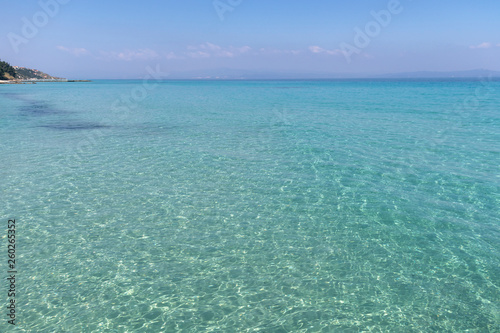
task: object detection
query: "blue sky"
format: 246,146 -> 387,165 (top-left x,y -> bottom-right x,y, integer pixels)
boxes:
1,0 -> 499,78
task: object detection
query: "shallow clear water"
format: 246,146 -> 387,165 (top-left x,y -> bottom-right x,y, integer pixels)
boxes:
1,79 -> 499,332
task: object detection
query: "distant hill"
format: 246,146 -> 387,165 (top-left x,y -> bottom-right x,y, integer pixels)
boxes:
167,68 -> 500,80
0,60 -> 64,81
375,69 -> 500,79
0,59 -> 16,80
14,66 -> 63,80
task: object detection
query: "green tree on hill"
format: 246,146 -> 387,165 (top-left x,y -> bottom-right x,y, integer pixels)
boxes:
0,59 -> 17,80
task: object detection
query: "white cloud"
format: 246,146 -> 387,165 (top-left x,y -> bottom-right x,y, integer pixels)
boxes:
186,43 -> 252,58
117,49 -> 159,61
258,48 -> 302,55
165,51 -> 181,60
100,49 -> 182,61
308,45 -> 343,56
309,46 -> 324,53
238,46 -> 251,53
202,42 -> 221,51
100,49 -> 160,61
187,51 -> 211,59
470,42 -> 492,49
57,46 -> 89,57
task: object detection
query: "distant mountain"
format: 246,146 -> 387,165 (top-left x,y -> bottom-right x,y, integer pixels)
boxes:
375,69 -> 500,79
167,68 -> 362,80
14,66 -> 64,80
167,68 -> 500,80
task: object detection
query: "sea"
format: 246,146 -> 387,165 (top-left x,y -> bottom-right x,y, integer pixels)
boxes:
1,79 -> 499,332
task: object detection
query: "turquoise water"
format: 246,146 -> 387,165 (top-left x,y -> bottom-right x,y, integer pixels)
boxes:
1,79 -> 499,332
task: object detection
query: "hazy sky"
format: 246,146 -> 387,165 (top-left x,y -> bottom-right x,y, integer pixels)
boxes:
1,0 -> 499,78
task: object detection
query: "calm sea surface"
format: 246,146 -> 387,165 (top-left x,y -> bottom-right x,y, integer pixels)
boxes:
1,80 -> 499,332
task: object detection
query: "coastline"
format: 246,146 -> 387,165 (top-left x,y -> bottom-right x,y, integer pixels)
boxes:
0,80 -> 29,84
0,79 -> 91,84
